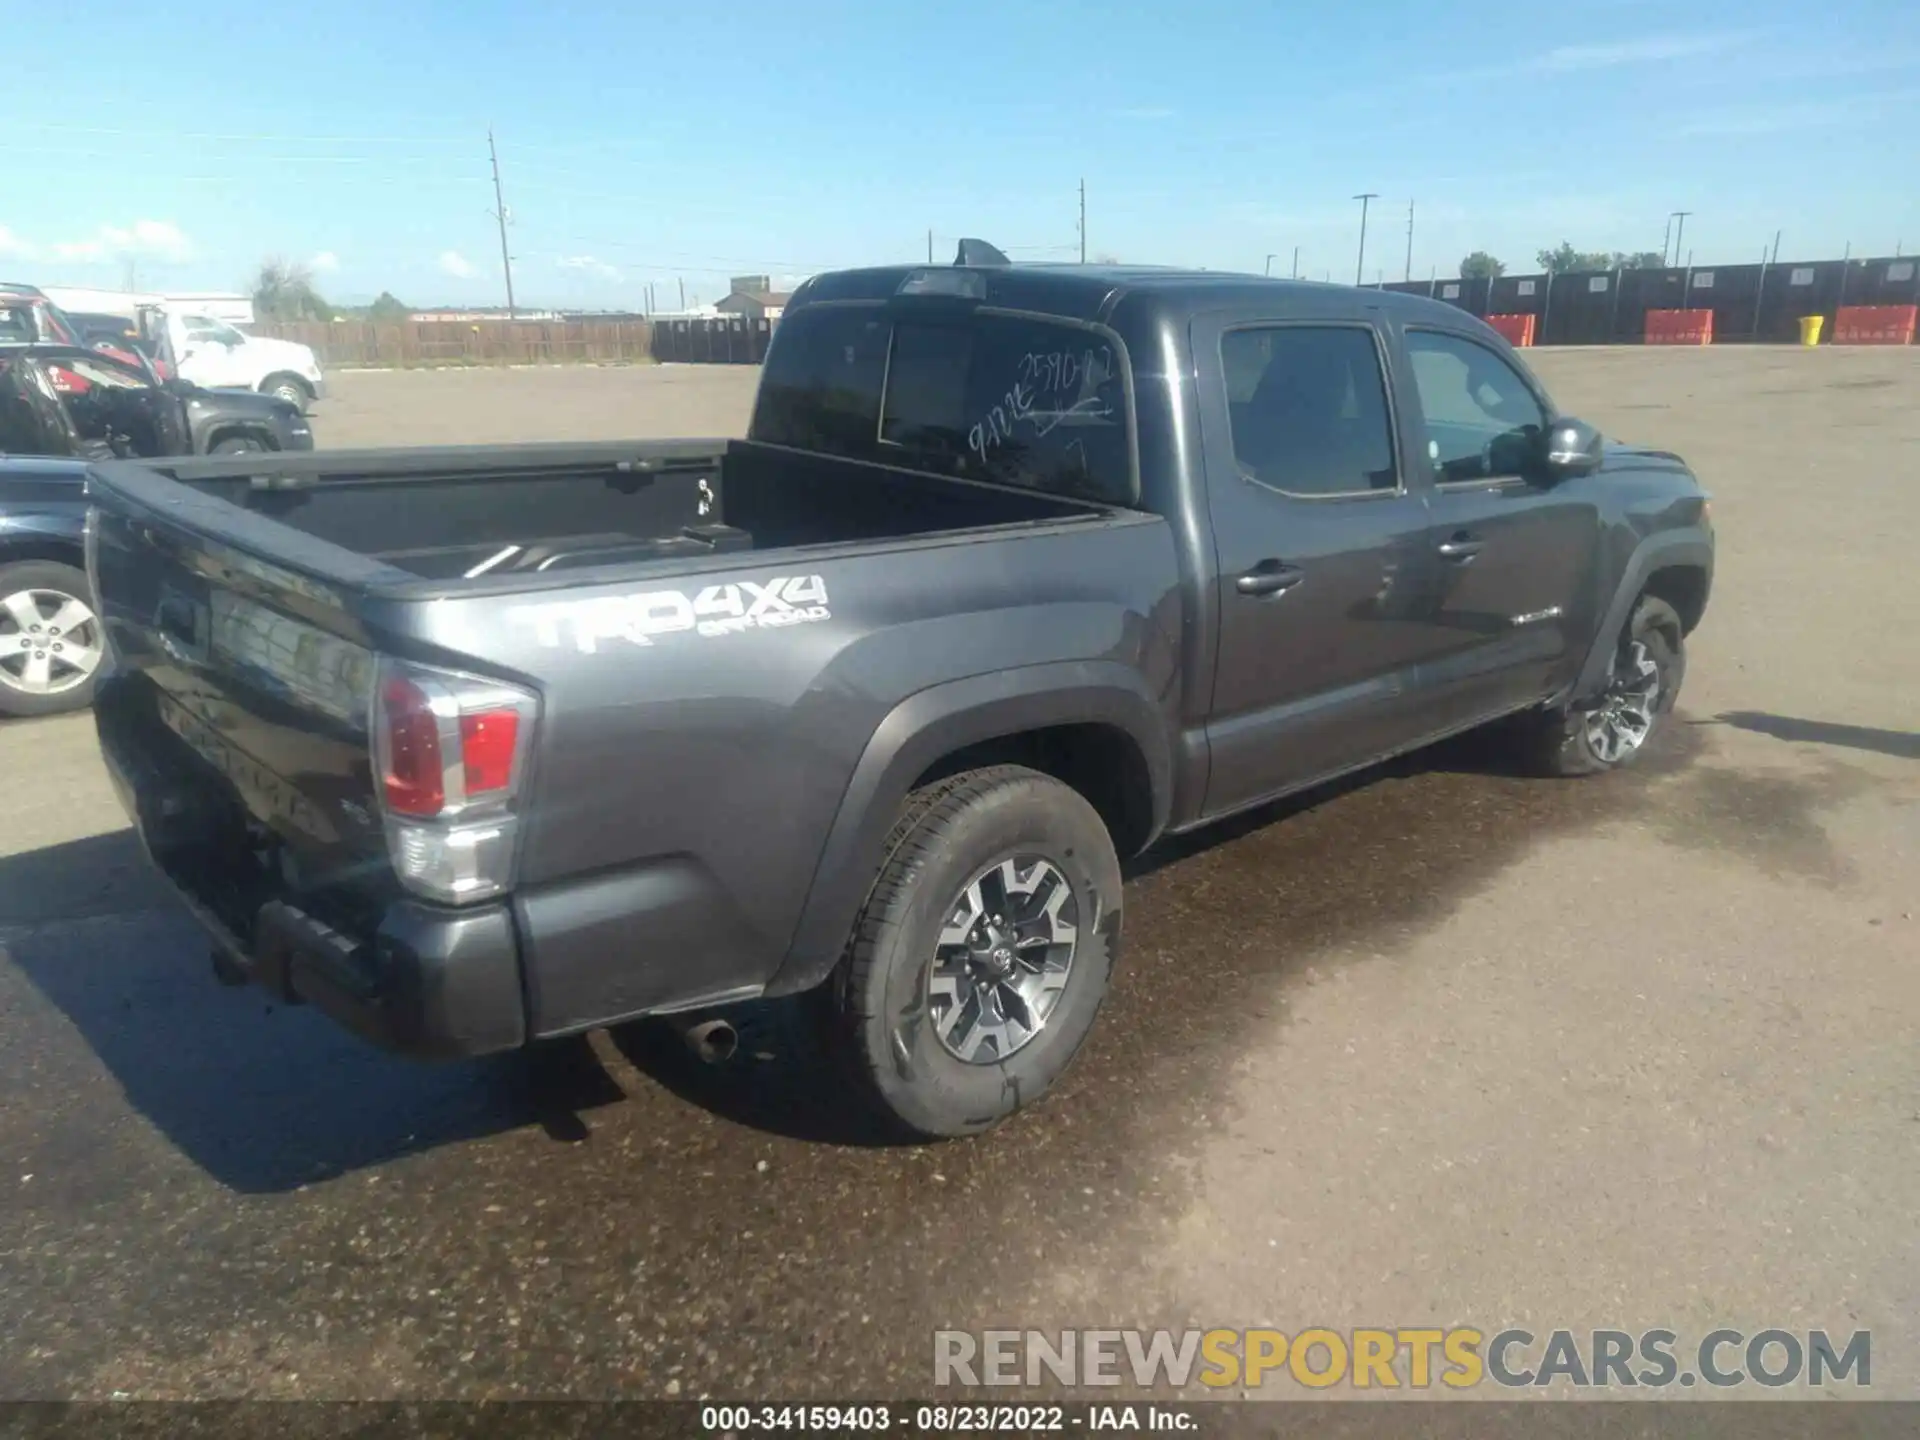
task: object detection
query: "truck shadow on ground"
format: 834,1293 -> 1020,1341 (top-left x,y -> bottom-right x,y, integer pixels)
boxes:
0,830 -> 629,1192
1706,710 -> 1919,761
1,717 -> 1718,1188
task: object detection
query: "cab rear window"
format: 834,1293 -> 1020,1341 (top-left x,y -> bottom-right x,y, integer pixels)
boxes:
751,303 -> 1136,506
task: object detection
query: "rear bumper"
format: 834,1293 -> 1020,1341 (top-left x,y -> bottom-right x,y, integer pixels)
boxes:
96,692 -> 526,1059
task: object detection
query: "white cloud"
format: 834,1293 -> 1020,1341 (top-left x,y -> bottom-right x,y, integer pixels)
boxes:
50,218 -> 192,265
310,251 -> 341,274
438,250 -> 478,279
0,224 -> 36,259
1531,32 -> 1753,72
558,254 -> 622,281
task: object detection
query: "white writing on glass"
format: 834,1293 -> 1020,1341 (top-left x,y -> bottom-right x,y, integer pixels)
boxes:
967,378 -> 1035,462
968,345 -> 1118,461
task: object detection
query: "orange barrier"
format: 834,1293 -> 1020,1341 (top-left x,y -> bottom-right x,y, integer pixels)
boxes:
1644,309 -> 1714,346
1832,305 -> 1917,345
1485,312 -> 1537,348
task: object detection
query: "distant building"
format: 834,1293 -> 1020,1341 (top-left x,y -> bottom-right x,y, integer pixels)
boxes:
406,308 -> 562,322
40,285 -> 254,325
714,289 -> 791,321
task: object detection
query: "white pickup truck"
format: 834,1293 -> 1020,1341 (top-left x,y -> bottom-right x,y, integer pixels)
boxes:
160,310 -> 326,413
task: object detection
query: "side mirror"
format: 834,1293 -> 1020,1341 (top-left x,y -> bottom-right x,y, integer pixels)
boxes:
1541,416 -> 1603,479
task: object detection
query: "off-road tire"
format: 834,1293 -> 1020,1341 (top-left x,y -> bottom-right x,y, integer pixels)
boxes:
1531,594 -> 1685,776
825,764 -> 1124,1139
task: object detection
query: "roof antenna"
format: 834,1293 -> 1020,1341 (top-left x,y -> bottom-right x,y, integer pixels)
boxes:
953,238 -> 1011,267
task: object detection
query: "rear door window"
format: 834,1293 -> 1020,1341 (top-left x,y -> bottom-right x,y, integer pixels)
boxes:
1220,325 -> 1398,496
753,303 -> 1136,505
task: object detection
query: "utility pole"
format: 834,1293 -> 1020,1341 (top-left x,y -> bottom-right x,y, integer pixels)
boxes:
1292,246 -> 1299,279
1670,211 -> 1692,271
679,277 -> 686,310
1078,178 -> 1087,263
1770,228 -> 1782,265
928,228 -> 934,263
1265,253 -> 1276,276
1662,214 -> 1674,266
1404,200 -> 1415,282
1353,193 -> 1379,286
488,128 -> 517,319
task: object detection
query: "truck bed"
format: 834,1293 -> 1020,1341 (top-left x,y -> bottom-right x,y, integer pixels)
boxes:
90,438 -> 1114,591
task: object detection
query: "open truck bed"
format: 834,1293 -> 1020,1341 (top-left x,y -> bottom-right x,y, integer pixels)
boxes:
93,438 -> 1112,591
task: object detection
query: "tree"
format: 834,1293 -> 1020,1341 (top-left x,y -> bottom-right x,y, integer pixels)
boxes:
366,291 -> 411,321
1537,242 -> 1610,273
252,259 -> 333,321
1459,251 -> 1506,279
1538,243 -> 1670,273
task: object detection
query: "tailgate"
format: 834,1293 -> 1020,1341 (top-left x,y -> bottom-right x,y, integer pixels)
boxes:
88,481 -> 395,939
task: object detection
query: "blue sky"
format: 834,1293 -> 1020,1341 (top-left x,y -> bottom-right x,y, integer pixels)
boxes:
2,0 -> 1914,308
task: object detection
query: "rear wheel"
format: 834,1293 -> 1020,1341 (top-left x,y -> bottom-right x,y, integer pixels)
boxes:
210,435 -> 267,455
1529,594 -> 1685,776
825,764 -> 1123,1139
0,561 -> 105,718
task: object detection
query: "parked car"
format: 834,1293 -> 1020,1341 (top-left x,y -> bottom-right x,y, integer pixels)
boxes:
67,311 -> 170,373
0,455 -> 100,717
156,308 -> 326,413
0,347 -> 310,717
0,345 -> 312,463
86,243 -> 1713,1136
0,286 -> 159,382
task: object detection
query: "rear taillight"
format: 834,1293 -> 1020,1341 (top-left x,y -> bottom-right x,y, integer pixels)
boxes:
372,660 -> 537,904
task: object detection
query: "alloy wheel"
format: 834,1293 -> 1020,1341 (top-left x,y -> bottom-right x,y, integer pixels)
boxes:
0,588 -> 103,697
1584,639 -> 1661,763
926,854 -> 1079,1064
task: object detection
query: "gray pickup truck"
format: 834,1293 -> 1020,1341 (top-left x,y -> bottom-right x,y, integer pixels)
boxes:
87,244 -> 1713,1138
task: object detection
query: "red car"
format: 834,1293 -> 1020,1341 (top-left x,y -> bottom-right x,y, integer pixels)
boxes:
0,285 -> 168,392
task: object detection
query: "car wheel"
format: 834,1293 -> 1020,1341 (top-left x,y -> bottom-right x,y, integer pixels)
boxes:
0,561 -> 106,719
1531,594 -> 1685,776
210,436 -> 267,455
261,374 -> 310,413
826,764 -> 1123,1139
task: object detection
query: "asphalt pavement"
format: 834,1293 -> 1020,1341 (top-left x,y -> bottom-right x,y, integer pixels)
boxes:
1,349 -> 1914,1400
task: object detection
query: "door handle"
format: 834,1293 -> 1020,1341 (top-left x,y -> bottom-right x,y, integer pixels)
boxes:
1436,533 -> 1485,561
1235,561 -> 1305,597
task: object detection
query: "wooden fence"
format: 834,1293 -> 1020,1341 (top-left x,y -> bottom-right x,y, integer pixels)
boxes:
255,319 -> 655,367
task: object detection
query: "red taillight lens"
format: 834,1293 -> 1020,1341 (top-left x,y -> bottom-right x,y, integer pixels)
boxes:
459,709 -> 519,796
380,673 -> 446,817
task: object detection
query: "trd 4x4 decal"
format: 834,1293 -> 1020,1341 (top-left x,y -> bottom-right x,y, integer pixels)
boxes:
510,575 -> 831,653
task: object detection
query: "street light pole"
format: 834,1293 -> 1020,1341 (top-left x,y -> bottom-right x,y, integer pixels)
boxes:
1266,253 -> 1276,276
1353,193 -> 1379,286
1671,211 -> 1693,269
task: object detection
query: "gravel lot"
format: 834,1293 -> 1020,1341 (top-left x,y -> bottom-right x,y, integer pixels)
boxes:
1,348 -> 1914,1401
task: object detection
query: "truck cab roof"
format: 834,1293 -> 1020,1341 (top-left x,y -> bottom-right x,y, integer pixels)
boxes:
795,260 -> 1475,332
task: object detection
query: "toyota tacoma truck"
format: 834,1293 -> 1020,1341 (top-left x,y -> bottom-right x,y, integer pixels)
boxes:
85,243 -> 1712,1138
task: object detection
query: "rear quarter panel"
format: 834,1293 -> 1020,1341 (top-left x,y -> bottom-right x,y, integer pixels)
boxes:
427,515 -> 1184,1032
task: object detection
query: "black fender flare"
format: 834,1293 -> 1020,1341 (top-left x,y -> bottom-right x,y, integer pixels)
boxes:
765,660 -> 1173,996
1572,528 -> 1713,700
